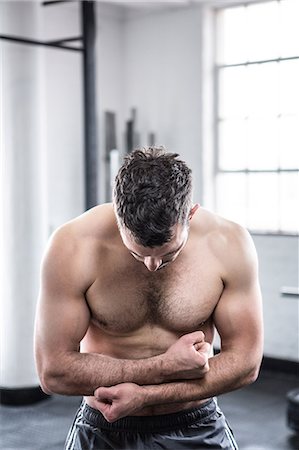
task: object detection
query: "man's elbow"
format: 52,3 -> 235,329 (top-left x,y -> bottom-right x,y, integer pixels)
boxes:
40,379 -> 53,395
37,359 -> 65,395
243,361 -> 261,386
39,370 -> 59,395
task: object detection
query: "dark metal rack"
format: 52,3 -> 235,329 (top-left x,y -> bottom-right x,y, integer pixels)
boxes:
0,0 -> 98,210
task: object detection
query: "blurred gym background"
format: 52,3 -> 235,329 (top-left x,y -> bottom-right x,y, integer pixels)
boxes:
0,0 -> 298,449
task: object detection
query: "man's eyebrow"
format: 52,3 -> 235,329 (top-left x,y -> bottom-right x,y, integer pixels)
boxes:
130,241 -> 184,258
163,242 -> 185,257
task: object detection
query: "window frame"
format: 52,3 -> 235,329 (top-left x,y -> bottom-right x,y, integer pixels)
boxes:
205,0 -> 299,237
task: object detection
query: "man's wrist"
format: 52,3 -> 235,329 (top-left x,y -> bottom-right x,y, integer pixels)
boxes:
155,353 -> 173,383
139,384 -> 157,407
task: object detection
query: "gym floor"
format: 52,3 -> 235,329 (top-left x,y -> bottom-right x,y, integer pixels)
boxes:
0,369 -> 298,450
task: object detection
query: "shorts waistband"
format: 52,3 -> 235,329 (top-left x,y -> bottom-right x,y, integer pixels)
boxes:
82,398 -> 216,432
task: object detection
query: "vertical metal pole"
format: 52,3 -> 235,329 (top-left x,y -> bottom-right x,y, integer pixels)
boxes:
82,0 -> 98,210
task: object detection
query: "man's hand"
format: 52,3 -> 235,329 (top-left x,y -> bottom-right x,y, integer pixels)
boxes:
94,383 -> 144,423
164,331 -> 210,381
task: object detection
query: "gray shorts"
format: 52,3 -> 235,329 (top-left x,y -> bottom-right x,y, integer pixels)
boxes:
65,398 -> 238,450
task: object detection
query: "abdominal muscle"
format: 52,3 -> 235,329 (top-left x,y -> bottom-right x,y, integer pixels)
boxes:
82,323 -> 214,416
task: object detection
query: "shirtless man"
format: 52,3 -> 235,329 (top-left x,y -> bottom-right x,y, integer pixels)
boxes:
34,147 -> 263,450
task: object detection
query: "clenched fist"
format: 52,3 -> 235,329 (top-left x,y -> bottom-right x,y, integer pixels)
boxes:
94,383 -> 144,423
163,331 -> 210,381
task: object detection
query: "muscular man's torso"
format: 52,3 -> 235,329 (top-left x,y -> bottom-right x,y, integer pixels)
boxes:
73,204 -> 226,414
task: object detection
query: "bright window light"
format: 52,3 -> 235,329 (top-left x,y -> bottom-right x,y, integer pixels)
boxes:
215,0 -> 299,234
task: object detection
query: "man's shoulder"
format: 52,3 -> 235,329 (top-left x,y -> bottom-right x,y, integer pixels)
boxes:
48,203 -> 117,255
53,203 -> 116,240
195,208 -> 254,261
195,208 -> 246,239
41,204 -> 118,288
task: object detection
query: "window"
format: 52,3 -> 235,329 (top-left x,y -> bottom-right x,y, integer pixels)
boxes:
215,0 -> 299,234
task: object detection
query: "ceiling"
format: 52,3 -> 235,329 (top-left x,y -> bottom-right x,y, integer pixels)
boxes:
97,0 -> 210,18
100,0 -> 207,9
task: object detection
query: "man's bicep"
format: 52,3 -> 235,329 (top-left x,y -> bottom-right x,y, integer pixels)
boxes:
213,282 -> 263,357
34,232 -> 91,369
213,232 -> 263,363
35,289 -> 90,358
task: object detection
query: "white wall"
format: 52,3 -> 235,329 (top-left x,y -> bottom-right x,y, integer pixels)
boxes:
41,2 -> 125,222
96,4 -> 125,203
40,1 -> 84,232
123,6 -> 203,202
253,235 -> 298,362
40,2 -> 204,221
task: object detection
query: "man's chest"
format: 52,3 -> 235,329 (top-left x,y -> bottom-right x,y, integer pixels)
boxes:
85,259 -> 224,335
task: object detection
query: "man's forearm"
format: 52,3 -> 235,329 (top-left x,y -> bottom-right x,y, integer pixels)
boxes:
41,351 -> 167,396
40,331 -> 209,396
141,352 -> 260,408
92,350 -> 261,423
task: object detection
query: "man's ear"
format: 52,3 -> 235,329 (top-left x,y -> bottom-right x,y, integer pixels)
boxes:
189,203 -> 200,220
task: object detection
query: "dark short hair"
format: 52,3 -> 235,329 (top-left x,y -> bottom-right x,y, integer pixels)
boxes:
113,146 -> 193,247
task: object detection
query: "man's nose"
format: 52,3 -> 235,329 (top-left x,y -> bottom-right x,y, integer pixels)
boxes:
144,257 -> 162,272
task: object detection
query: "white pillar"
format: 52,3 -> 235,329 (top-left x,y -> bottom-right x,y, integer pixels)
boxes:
0,1 -> 47,400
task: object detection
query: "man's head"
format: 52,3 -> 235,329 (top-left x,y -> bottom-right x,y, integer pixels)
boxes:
113,146 -> 198,270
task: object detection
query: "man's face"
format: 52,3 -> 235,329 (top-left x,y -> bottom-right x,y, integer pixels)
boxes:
120,224 -> 189,272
